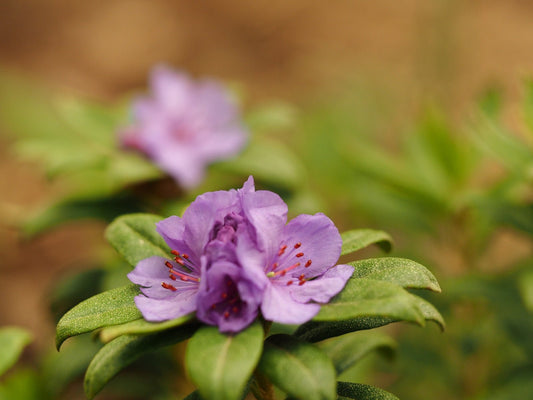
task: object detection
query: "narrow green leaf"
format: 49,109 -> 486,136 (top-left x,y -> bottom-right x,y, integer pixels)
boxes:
337,381 -> 399,400
341,229 -> 393,255
84,324 -> 197,399
56,284 -> 142,350
295,317 -> 396,343
314,278 -> 425,324
99,314 -> 195,343
349,257 -> 441,292
319,331 -> 396,375
105,213 -> 168,267
0,327 -> 32,377
257,334 -> 336,400
186,323 -> 264,400
407,294 -> 445,331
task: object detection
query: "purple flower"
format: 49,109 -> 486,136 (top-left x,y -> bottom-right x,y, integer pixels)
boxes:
127,177 -> 353,332
120,65 -> 247,189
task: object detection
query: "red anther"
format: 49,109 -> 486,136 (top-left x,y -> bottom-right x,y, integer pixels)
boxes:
221,292 -> 228,299
305,260 -> 312,268
286,280 -> 294,286
298,274 -> 305,280
232,306 -> 239,314
227,280 -> 233,286
182,254 -> 189,259
280,270 -> 286,277
169,274 -> 177,280
165,261 -> 173,269
278,244 -> 287,256
296,252 -> 304,258
180,276 -> 189,281
224,311 -> 230,318
211,304 -> 216,310
272,262 -> 279,270
298,280 -> 305,286
171,250 -> 180,256
175,258 -> 185,266
161,282 -> 177,291
294,242 -> 302,249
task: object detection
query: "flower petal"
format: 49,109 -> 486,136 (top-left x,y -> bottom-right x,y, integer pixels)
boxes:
134,292 -> 197,322
290,264 -> 354,304
277,213 -> 342,278
261,284 -> 321,325
241,184 -> 288,259
182,188 -> 240,257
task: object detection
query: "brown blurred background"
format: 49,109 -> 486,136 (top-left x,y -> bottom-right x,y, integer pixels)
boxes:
2,0 -> 533,353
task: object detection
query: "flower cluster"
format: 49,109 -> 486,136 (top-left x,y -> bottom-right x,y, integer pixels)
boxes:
128,177 -> 353,333
120,65 -> 247,189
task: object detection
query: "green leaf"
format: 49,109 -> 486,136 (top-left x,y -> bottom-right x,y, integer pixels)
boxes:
56,284 -> 142,349
99,314 -> 195,343
341,229 -> 393,255
105,213 -> 168,267
318,331 -> 396,375
295,317 -> 397,343
407,293 -> 445,331
313,278 -> 425,324
337,381 -> 399,400
84,324 -> 197,399
257,334 -> 336,400
186,323 -> 264,400
0,327 -> 32,377
0,369 -> 44,400
349,257 -> 441,292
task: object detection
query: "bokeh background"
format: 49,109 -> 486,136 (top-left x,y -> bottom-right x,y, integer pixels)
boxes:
2,1 -> 533,399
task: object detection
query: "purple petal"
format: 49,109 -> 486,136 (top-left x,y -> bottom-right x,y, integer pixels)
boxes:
241,186 -> 288,260
134,292 -> 197,322
261,284 -> 321,325
127,256 -> 200,300
289,264 -> 354,304
196,260 -> 262,333
150,65 -> 193,112
182,189 -> 240,257
276,213 -> 342,278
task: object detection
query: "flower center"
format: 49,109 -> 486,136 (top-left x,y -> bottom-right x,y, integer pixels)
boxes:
210,213 -> 244,244
266,241 -> 313,286
210,278 -> 244,319
161,250 -> 200,291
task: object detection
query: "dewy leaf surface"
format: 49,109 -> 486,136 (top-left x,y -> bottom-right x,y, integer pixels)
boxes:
258,334 -> 336,400
84,325 -> 197,399
0,327 -> 32,377
105,213 -> 168,267
314,278 -> 425,324
56,284 -> 142,349
186,323 -> 264,400
349,257 -> 441,292
337,381 -> 399,400
340,229 -> 393,255
319,331 -> 396,375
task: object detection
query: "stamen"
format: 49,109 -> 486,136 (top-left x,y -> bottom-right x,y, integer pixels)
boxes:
170,250 -> 180,256
161,282 -> 177,291
232,306 -> 239,314
182,254 -> 189,259
267,262 -> 301,278
221,292 -> 228,299
169,274 -> 177,280
298,274 -> 305,280
278,244 -> 287,256
294,242 -> 302,249
211,304 -> 216,310
175,258 -> 185,266
298,280 -> 306,286
305,260 -> 312,268
224,311 -> 230,318
165,261 -> 200,282
286,280 -> 294,286
296,252 -> 304,258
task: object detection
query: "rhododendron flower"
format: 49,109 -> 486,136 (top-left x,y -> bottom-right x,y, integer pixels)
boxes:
120,65 -> 247,189
128,177 -> 353,333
